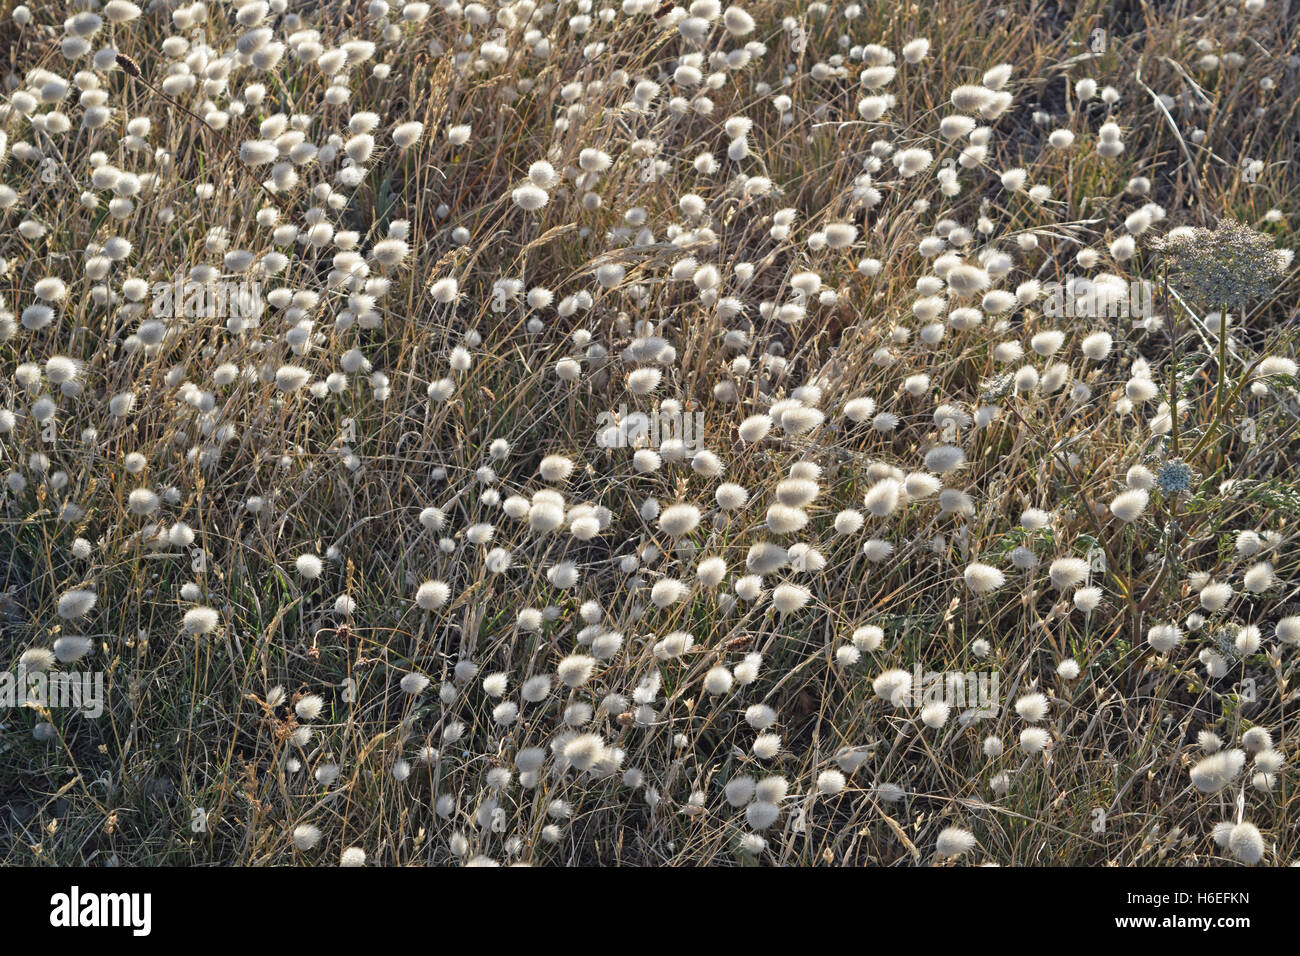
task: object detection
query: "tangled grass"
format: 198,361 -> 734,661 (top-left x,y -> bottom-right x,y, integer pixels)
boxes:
0,0 -> 1298,867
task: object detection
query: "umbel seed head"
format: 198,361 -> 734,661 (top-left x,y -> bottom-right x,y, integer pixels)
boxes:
1150,218 -> 1288,305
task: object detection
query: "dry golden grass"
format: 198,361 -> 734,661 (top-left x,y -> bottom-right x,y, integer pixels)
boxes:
0,0 -> 1297,866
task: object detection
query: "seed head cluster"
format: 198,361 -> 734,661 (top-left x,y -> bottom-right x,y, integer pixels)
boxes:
0,0 -> 1296,869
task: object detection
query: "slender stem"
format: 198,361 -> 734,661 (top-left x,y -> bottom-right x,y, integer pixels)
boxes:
1165,274 -> 1180,458
117,54 -> 293,217
1214,302 -> 1228,436
1171,299 -> 1253,466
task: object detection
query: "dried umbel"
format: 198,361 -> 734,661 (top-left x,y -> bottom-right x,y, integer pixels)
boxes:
1150,218 -> 1290,306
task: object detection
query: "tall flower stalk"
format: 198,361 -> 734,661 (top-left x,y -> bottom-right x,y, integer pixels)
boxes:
1149,218 -> 1288,462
